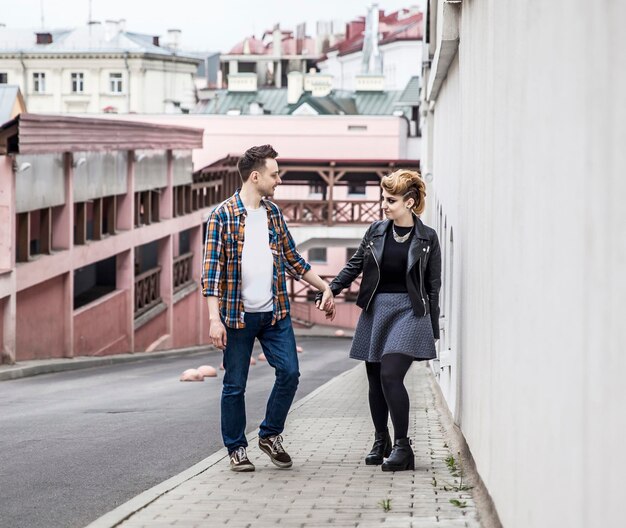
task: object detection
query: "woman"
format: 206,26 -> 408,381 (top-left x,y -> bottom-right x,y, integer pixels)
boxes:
318,169 -> 441,471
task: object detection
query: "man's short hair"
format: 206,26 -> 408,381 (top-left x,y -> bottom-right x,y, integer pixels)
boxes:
237,144 -> 278,183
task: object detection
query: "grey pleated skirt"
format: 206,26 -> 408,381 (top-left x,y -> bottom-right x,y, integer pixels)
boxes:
349,293 -> 437,363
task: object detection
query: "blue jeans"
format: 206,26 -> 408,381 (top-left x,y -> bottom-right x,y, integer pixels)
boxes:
221,312 -> 300,453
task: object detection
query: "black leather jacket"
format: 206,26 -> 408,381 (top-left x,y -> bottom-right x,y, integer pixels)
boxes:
325,218 -> 441,339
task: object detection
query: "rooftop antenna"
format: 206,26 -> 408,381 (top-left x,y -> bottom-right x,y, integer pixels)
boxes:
89,0 -> 92,24
40,0 -> 45,29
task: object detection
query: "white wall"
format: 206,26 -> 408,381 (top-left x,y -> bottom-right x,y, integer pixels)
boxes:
422,1 -> 626,527
318,40 -> 422,91
0,56 -> 197,114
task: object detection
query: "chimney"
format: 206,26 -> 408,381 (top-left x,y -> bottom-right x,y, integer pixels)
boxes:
355,74 -> 385,92
167,28 -> 182,51
104,19 -> 119,41
305,73 -> 333,97
35,32 -> 53,45
272,25 -> 282,57
118,18 -> 126,33
227,73 -> 258,92
287,71 -> 304,104
304,72 -> 333,96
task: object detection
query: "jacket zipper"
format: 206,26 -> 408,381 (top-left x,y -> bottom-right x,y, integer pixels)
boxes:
366,241 -> 380,311
417,257 -> 426,311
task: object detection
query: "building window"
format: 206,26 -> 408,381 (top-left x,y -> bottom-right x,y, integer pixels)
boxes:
348,183 -> 366,195
0,73 -> 8,84
308,247 -> 327,264
309,182 -> 324,195
33,72 -> 46,93
71,72 -> 84,93
73,256 -> 117,309
134,190 -> 161,227
346,247 -> 358,261
109,73 -> 123,93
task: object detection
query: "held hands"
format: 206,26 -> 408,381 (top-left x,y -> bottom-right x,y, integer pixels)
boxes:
315,287 -> 336,321
209,319 -> 227,350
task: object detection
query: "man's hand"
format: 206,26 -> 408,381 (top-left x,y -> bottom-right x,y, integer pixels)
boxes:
316,287 -> 336,321
316,287 -> 334,312
209,319 -> 227,350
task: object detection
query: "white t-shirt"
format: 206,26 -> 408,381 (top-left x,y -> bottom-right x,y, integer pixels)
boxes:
241,205 -> 274,312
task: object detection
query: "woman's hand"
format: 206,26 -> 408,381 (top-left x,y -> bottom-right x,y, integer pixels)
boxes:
315,287 -> 336,321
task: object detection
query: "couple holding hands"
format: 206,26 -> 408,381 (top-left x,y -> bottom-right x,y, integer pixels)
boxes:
201,145 -> 440,473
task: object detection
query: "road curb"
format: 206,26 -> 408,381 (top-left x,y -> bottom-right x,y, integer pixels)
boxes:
0,346 -> 213,382
84,365 -> 360,528
0,328 -> 352,382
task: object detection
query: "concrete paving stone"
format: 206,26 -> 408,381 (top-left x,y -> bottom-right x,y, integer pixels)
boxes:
102,365 -> 482,528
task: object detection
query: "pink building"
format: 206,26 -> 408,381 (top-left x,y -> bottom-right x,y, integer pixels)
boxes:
0,114 -> 207,363
0,113 -> 418,363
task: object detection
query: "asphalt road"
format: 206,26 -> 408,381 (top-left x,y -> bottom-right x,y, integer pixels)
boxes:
0,337 -> 355,528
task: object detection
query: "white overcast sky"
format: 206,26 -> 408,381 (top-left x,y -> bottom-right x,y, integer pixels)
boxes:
1,0 -> 424,51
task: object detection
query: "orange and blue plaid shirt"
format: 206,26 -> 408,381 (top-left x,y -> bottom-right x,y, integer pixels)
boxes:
201,190 -> 311,329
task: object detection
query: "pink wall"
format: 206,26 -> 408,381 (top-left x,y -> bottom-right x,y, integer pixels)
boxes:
290,301 -> 361,329
0,297 -> 4,352
73,290 -> 130,356
100,115 -> 407,170
172,290 -> 199,348
200,298 -> 212,346
16,275 -> 67,360
134,310 -> 168,352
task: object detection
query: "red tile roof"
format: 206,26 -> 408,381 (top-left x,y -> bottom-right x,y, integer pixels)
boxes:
328,9 -> 423,57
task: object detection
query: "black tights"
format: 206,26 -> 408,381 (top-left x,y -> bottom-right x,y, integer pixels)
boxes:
365,353 -> 414,440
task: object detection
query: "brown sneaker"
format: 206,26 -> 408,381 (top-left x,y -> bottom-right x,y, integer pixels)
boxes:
229,447 -> 255,472
258,435 -> 293,468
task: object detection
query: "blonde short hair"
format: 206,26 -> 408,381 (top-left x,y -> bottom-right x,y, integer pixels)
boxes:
380,169 -> 427,216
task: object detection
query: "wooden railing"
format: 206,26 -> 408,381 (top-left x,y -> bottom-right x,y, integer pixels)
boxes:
287,274 -> 361,302
134,266 -> 161,317
173,252 -> 194,292
274,200 -> 382,226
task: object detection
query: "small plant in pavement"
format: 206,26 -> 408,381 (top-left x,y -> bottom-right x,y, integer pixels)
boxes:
378,498 -> 392,512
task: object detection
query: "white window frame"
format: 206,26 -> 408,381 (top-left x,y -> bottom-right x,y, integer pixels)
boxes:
109,73 -> 123,94
33,72 -> 46,93
71,72 -> 85,93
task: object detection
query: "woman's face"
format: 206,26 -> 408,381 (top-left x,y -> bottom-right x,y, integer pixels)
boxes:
381,189 -> 414,223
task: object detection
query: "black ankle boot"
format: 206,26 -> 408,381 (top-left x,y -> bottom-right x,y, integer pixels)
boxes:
365,430 -> 392,465
381,438 -> 415,471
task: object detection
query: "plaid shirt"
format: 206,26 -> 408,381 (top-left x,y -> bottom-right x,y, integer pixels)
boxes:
201,190 -> 311,329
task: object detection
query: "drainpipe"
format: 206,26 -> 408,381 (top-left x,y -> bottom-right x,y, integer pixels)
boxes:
19,52 -> 28,105
124,51 -> 131,112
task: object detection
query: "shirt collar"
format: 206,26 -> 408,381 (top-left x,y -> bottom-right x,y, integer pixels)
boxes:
233,189 -> 270,217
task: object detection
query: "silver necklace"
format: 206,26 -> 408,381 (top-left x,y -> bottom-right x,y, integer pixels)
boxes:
392,224 -> 413,243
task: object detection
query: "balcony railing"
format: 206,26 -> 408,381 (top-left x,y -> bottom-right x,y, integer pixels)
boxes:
134,266 -> 161,317
274,200 -> 381,226
287,274 -> 361,302
173,252 -> 194,292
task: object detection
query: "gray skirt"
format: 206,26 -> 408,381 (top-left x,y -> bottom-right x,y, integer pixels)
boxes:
349,293 -> 437,363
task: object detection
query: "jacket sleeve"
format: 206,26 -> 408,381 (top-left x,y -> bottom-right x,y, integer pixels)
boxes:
315,225 -> 371,302
424,232 -> 442,339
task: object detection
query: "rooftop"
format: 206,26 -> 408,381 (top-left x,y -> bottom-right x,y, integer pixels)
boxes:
193,88 -> 410,116
0,24 -> 199,62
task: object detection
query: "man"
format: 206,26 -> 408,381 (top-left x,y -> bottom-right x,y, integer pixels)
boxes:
201,144 -> 334,472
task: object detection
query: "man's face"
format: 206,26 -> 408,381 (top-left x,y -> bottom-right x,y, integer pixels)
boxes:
254,158 -> 281,198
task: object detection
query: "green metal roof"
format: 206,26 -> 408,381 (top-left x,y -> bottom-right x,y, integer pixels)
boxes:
195,89 -> 291,115
397,76 -> 421,105
193,88 -> 410,116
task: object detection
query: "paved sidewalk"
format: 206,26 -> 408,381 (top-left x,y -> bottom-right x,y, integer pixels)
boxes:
88,363 -> 481,528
